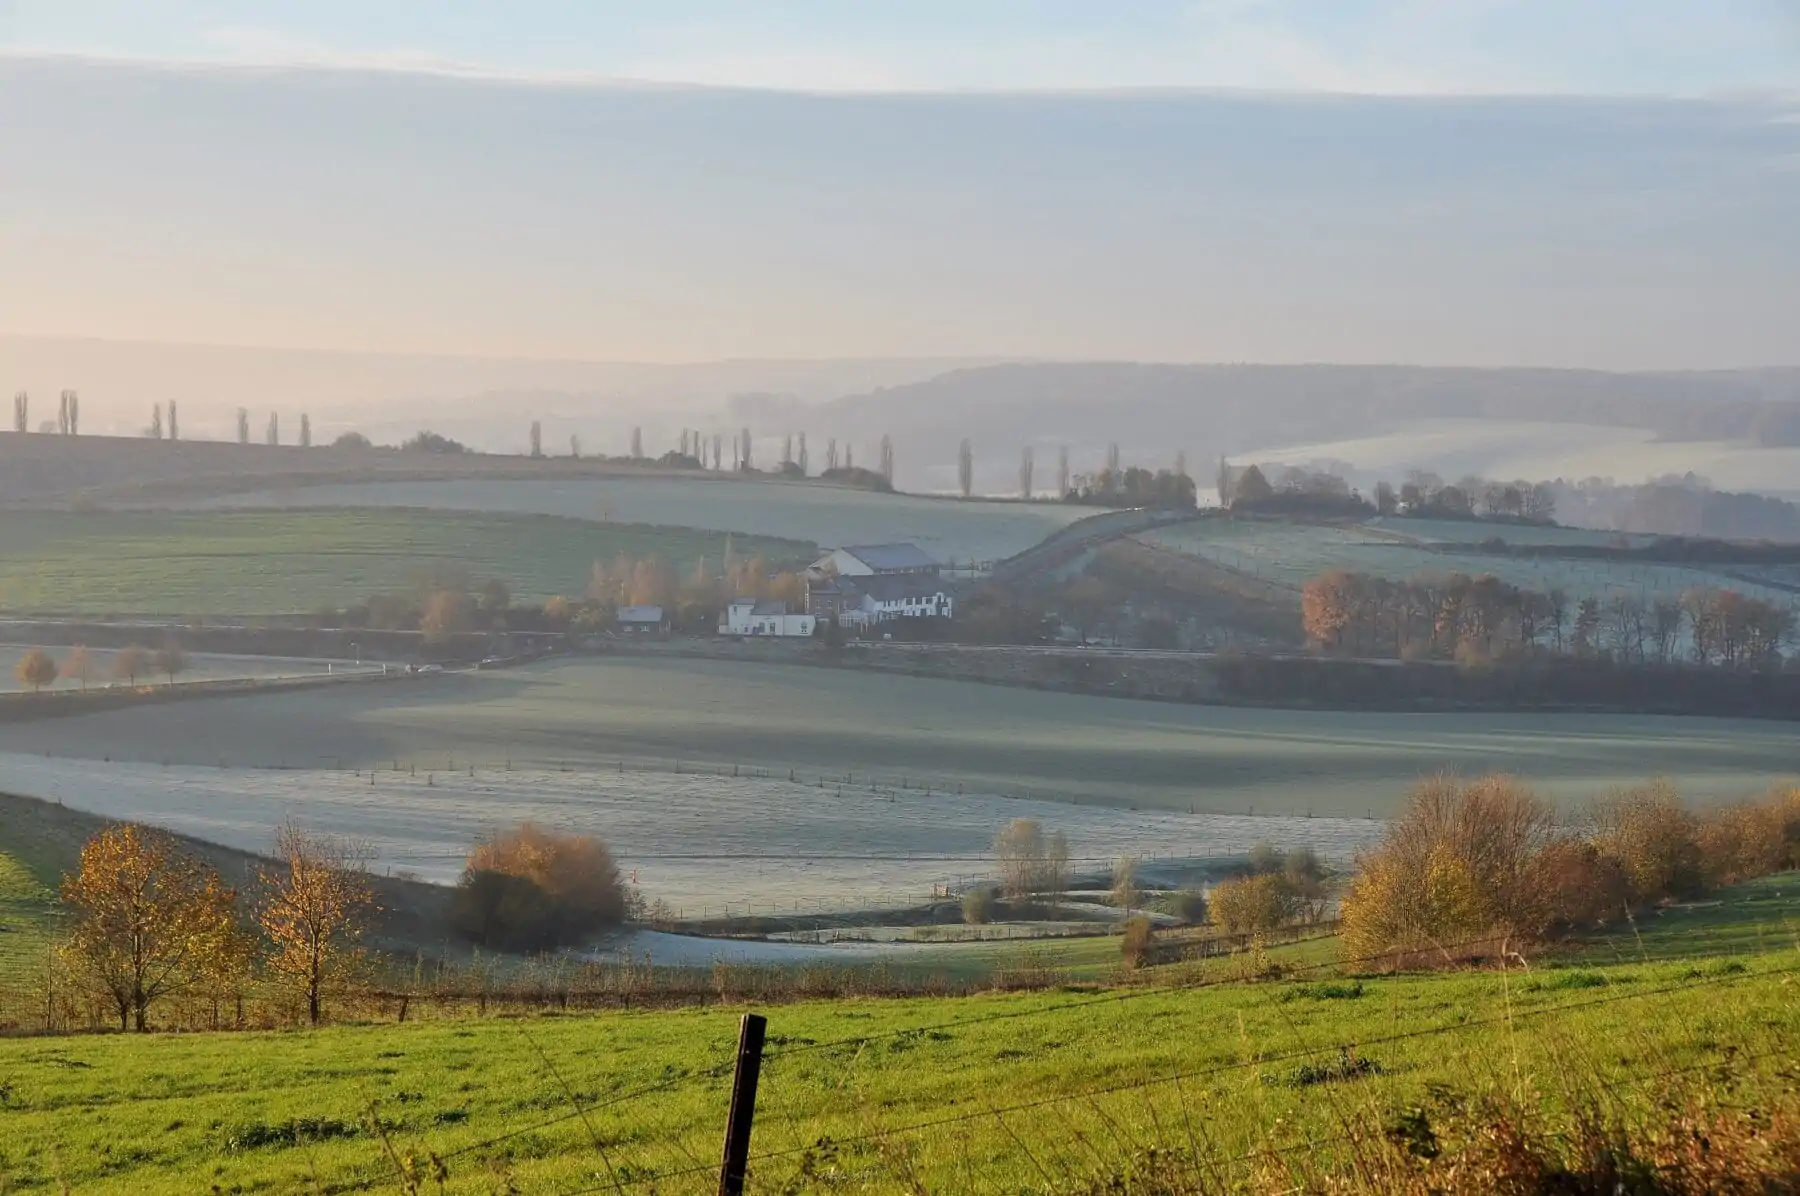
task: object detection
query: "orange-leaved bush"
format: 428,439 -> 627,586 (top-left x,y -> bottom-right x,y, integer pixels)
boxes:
453,823 -> 627,953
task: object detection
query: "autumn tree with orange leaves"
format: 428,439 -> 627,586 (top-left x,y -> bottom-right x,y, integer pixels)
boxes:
59,825 -> 242,1032
16,647 -> 57,692
257,821 -> 377,1026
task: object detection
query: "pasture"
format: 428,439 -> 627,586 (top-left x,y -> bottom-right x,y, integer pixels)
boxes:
0,917 -> 1791,1194
0,657 -> 1793,912
1136,518 -> 1800,609
166,476 -> 1089,563
0,509 -> 810,617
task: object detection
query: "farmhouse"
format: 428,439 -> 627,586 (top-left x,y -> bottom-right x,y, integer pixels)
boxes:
719,597 -> 816,638
616,605 -> 669,635
813,543 -> 941,578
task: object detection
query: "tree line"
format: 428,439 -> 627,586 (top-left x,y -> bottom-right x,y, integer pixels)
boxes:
313,551 -> 810,641
1301,569 -> 1796,669
14,642 -> 186,693
1223,463 -> 1559,525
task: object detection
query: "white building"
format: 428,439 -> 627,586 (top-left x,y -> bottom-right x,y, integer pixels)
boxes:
813,543 -> 941,578
719,598 -> 817,638
838,574 -> 956,627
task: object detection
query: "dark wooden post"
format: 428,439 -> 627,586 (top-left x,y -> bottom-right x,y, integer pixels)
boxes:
718,1012 -> 767,1196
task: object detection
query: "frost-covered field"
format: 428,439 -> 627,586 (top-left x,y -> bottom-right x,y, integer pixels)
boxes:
4,657 -> 1793,818
0,656 -> 1794,916
0,754 -> 1384,916
1137,520 -> 1798,608
168,477 -> 1087,563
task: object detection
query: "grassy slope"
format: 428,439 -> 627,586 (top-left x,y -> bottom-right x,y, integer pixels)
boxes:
0,880 -> 1793,1194
0,793 -> 448,1002
0,509 -> 813,617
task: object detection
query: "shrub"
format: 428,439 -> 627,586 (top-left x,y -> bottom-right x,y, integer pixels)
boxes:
1171,889 -> 1208,925
1210,873 -> 1301,936
452,824 -> 626,953
1119,915 -> 1155,970
1695,796 -> 1792,886
961,887 -> 999,925
1340,775 -> 1562,959
1589,781 -> 1704,904
1528,838 -> 1631,929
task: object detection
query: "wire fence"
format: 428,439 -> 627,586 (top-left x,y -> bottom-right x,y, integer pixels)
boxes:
298,945 -> 1794,1195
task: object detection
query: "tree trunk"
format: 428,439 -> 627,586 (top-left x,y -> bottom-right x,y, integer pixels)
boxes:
309,981 -> 321,1026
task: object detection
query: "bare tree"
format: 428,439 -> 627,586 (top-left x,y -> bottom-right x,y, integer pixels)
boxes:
59,389 -> 78,435
1105,442 -> 1120,476
958,439 -> 973,498
63,645 -> 93,691
797,432 -> 809,476
844,443 -> 853,469
569,433 -> 581,459
12,391 -> 25,434
995,818 -> 1070,900
266,412 -> 279,447
154,640 -> 187,688
1019,445 -> 1035,499
1111,856 -> 1140,918
1057,445 -> 1070,498
711,432 -> 723,471
826,438 -> 839,472
1174,449 -> 1188,480
739,427 -> 753,471
879,434 -> 894,484
630,426 -> 643,459
782,433 -> 793,469
112,646 -> 151,687
236,407 -> 249,445
299,413 -> 311,448
167,401 -> 178,441
147,405 -> 163,439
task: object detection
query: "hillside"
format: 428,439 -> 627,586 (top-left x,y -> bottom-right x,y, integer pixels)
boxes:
0,874 -> 1791,1193
816,362 -> 1800,495
0,790 -> 449,1003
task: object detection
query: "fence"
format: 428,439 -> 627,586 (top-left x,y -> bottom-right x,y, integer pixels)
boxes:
272,936 -> 1795,1195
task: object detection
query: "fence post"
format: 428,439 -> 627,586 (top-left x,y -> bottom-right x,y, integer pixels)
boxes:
718,1012 -> 767,1196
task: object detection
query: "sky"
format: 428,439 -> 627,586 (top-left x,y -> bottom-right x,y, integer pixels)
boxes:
2,3 -> 1799,369
4,0 -> 1799,95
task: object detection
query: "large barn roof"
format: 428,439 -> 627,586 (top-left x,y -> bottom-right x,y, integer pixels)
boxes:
838,543 -> 939,571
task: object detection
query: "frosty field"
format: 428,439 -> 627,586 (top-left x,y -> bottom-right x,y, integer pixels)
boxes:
0,754 -> 1383,917
168,476 -> 1088,563
0,657 -> 1793,912
1136,518 -> 1800,609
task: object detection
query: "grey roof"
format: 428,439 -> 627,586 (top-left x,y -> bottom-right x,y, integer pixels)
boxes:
750,599 -> 792,617
847,575 -> 952,603
838,543 -> 940,572
616,605 -> 665,623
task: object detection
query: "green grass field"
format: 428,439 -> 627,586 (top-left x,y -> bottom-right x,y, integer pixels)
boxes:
0,509 -> 814,617
0,900 -> 1792,1194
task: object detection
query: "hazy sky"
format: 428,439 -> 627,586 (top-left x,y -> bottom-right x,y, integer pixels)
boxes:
3,3 -> 1799,367
5,1 -> 1799,94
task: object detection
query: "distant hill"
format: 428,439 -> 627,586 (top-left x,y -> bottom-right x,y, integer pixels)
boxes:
814,363 -> 1800,494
